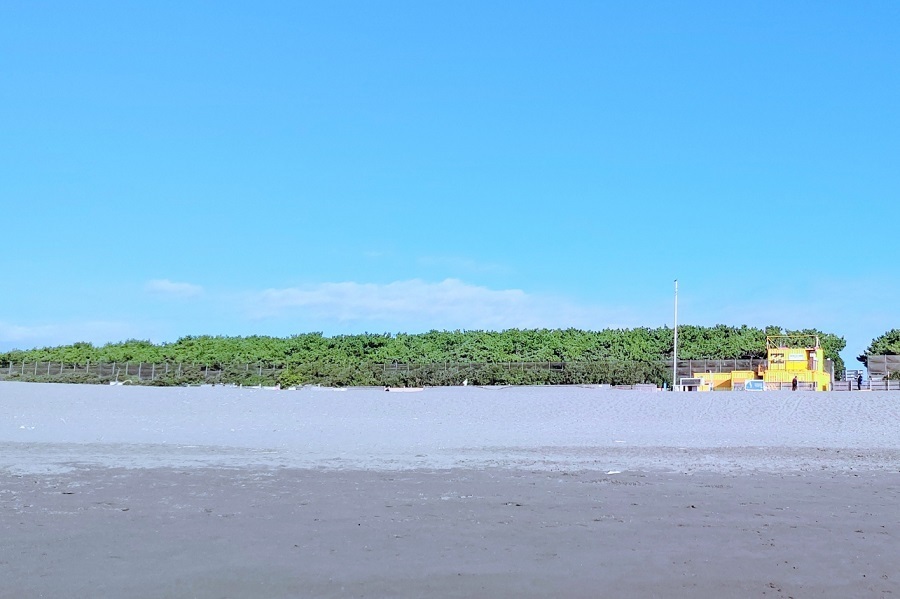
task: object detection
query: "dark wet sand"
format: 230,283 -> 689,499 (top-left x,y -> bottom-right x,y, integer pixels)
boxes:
2,466 -> 897,599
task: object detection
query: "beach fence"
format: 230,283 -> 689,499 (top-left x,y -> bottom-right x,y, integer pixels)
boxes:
0,360 -> 644,386
377,359 -> 771,385
1,357 -> 872,389
865,355 -> 900,379
0,361 -> 284,385
383,358 -> 770,377
673,358 -> 767,379
831,355 -> 900,391
832,378 -> 900,391
0,357 -> 774,387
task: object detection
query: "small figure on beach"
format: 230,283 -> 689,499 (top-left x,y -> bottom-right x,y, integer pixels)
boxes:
791,376 -> 798,391
857,374 -> 863,390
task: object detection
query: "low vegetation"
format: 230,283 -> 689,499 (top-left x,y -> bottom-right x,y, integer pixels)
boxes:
0,325 -> 846,387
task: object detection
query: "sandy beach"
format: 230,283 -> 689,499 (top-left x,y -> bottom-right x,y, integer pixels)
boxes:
2,381 -> 898,598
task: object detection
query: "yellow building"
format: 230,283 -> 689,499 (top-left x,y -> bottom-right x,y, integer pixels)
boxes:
679,335 -> 832,392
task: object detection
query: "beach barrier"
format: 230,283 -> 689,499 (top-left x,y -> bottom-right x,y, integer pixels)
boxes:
2,358 -> 894,391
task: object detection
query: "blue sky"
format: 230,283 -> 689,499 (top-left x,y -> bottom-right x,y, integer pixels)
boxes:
1,1 -> 898,366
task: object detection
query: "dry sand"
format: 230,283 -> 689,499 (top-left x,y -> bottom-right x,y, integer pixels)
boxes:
1,381 -> 898,598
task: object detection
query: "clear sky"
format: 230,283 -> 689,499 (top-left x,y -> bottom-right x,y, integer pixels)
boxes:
1,1 -> 897,366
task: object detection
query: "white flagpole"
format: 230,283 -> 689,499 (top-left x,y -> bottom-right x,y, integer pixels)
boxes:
673,279 -> 678,391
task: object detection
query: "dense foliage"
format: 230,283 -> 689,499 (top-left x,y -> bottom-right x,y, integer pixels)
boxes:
857,329 -> 900,367
0,325 -> 845,387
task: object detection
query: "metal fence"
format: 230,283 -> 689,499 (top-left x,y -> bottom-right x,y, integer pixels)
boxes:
0,358 -> 764,385
833,379 -> 900,392
0,357 -> 862,389
674,359 -> 766,379
0,361 -> 283,384
865,355 -> 900,378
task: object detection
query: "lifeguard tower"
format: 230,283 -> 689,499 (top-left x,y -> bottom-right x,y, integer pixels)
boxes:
679,334 -> 832,391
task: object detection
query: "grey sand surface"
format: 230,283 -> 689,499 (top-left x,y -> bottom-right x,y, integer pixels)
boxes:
2,382 -> 899,598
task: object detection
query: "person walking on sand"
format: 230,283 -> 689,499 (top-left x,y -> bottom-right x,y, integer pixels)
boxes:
792,375 -> 798,391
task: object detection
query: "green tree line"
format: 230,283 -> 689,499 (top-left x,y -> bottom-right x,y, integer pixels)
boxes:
0,325 -> 846,385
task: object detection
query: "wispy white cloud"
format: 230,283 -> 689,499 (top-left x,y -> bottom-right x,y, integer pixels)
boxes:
247,278 -> 638,331
0,322 -> 50,343
145,279 -> 204,298
0,320 -> 143,350
6,275 -> 891,363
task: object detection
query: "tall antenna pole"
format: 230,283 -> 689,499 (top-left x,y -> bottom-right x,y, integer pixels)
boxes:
673,279 -> 678,391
